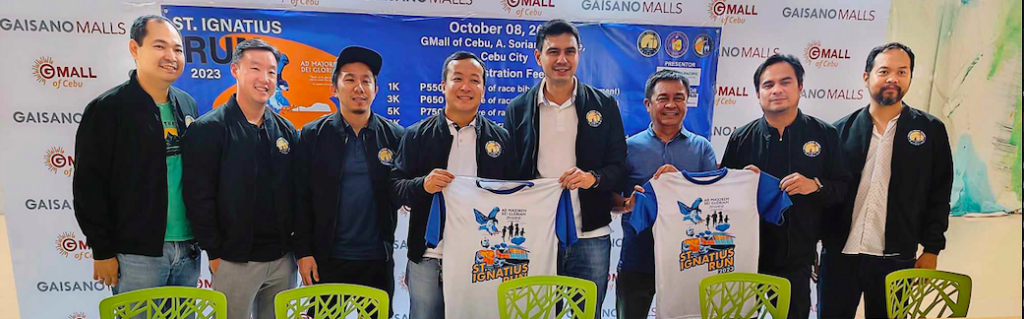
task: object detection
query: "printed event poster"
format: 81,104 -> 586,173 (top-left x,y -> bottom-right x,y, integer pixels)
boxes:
163,5 -> 721,138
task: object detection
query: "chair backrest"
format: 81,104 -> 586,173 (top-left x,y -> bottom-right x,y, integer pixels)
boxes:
98,287 -> 227,319
497,275 -> 598,319
886,269 -> 973,318
699,273 -> 792,319
274,284 -> 390,319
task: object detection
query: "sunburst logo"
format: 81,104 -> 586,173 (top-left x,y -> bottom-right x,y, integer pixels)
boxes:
33,56 -> 56,85
501,0 -> 516,12
803,40 -> 851,68
803,40 -> 823,64
44,146 -> 75,177
56,232 -> 92,260
69,312 -> 87,319
707,0 -> 757,22
398,271 -> 409,291
607,272 -> 618,290
56,233 -> 81,257
501,0 -> 554,16
29,56 -> 97,89
708,0 -> 727,20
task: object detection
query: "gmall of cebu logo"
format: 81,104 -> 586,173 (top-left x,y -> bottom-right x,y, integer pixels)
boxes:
32,56 -> 97,89
45,146 -> 75,177
803,40 -> 851,69
398,271 -> 409,291
714,85 -> 751,107
69,312 -> 88,319
707,0 -> 757,25
502,0 -> 555,17
57,232 -> 92,260
282,0 -> 320,6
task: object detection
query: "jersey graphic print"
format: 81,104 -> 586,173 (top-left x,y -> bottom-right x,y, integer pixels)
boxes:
164,126 -> 181,156
471,206 -> 531,283
629,169 -> 791,319
426,177 -> 577,319
679,197 -> 737,274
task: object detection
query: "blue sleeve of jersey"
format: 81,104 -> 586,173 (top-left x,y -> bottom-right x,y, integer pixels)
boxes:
627,182 -> 659,233
757,172 -> 791,226
556,190 -> 579,249
425,193 -> 446,248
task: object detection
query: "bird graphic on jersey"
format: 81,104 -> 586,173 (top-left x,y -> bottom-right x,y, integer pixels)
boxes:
474,207 -> 501,236
678,199 -> 704,225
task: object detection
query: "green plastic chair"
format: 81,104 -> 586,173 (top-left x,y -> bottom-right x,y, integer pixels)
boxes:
274,284 -> 390,319
886,269 -> 973,318
98,287 -> 226,319
497,275 -> 598,319
699,273 -> 791,319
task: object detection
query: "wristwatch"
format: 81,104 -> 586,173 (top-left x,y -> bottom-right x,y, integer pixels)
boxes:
814,178 -> 824,193
588,170 -> 602,189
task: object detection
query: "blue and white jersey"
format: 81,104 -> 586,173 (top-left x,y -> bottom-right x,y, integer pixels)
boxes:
426,177 -> 578,319
629,169 -> 791,319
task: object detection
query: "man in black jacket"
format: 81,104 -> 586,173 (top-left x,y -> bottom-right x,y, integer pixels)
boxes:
293,46 -> 404,313
504,19 -> 627,307
391,51 -> 517,319
720,54 -> 850,319
182,39 -> 298,319
819,42 -> 953,319
73,15 -> 201,295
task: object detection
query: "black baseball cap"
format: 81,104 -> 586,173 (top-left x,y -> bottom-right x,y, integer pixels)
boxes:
333,46 -> 383,77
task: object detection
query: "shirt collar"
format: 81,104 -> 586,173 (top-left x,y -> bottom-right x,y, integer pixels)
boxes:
445,115 -> 477,130
645,125 -> 692,142
537,77 -> 578,110
875,114 -> 901,138
339,113 -> 376,135
758,109 -> 806,138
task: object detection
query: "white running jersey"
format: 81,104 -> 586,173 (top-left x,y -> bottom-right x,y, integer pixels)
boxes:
426,177 -> 578,319
629,169 -> 791,319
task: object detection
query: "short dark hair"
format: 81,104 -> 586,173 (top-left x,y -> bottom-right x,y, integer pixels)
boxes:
130,15 -> 180,45
231,39 -> 281,65
535,19 -> 582,51
753,54 -> 805,93
442,51 -> 487,86
645,69 -> 691,100
865,42 -> 915,76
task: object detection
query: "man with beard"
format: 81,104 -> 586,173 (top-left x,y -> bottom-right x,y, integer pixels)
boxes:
293,46 -> 403,317
819,42 -> 953,319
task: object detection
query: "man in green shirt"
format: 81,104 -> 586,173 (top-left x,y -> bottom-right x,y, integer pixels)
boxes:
74,15 -> 201,294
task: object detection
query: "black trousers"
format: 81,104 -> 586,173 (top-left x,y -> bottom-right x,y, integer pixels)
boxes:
312,259 -> 395,317
615,269 -> 656,319
817,251 -> 916,319
761,264 -> 814,319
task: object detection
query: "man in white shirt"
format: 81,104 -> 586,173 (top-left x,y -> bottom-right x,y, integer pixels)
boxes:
822,42 -> 954,319
505,19 -> 628,308
391,51 -> 518,319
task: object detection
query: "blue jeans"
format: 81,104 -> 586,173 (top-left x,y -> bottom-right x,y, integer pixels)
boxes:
112,241 -> 201,295
407,258 -> 445,319
558,235 -> 612,311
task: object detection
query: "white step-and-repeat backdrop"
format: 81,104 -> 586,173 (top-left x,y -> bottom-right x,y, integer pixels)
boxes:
0,0 -> 890,318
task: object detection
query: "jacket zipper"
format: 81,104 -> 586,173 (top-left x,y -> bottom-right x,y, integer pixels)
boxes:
251,124 -> 261,259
